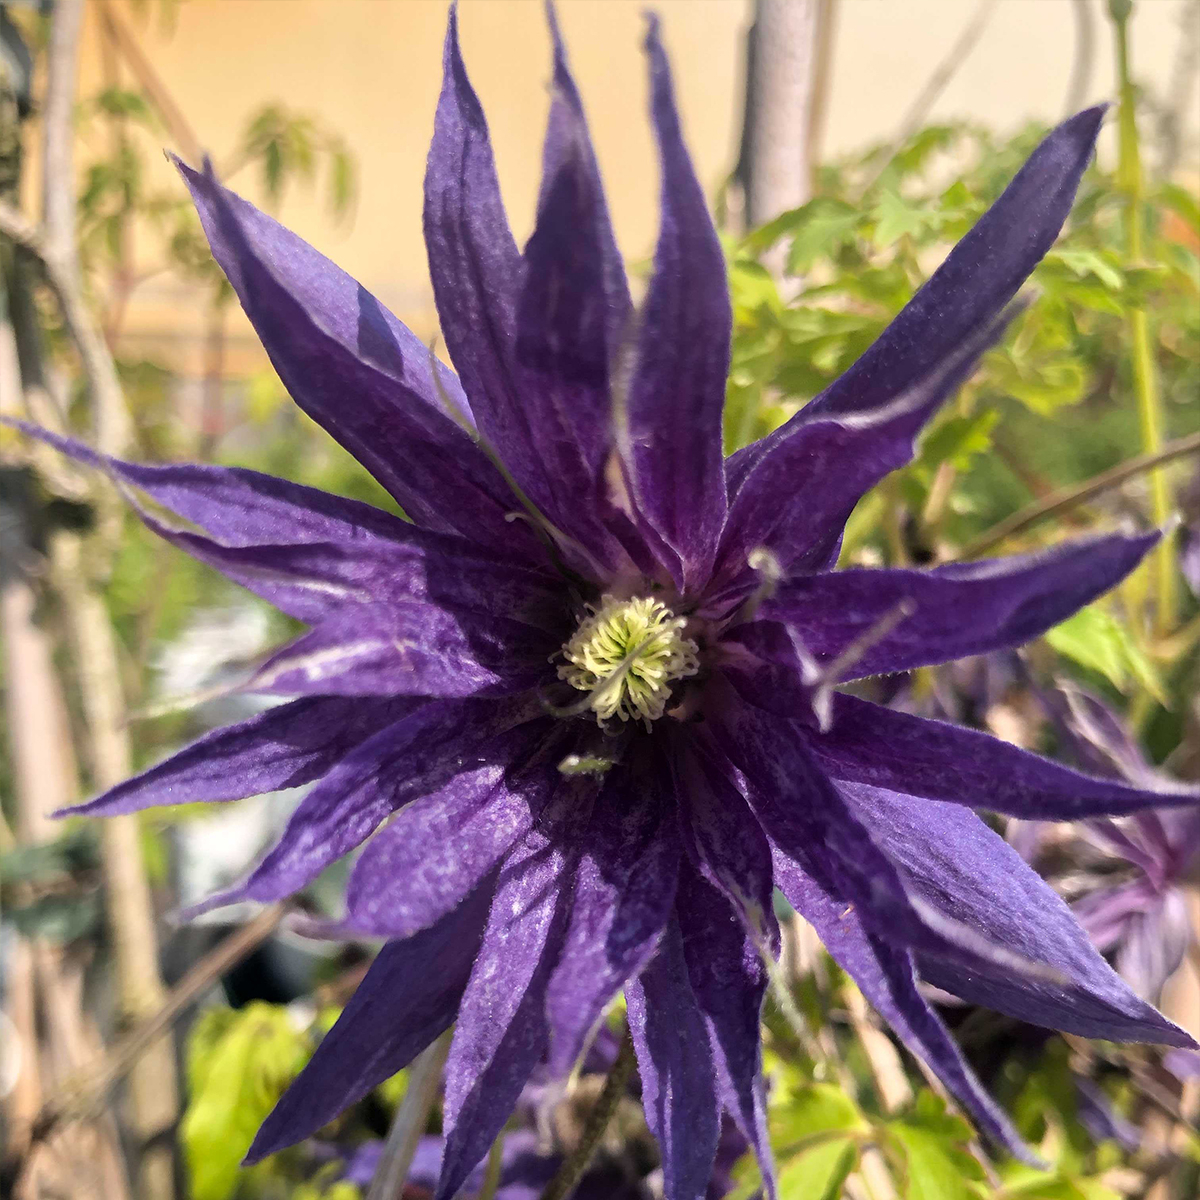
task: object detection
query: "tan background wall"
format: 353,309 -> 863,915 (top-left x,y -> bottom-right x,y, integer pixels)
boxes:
64,0 -> 1200,373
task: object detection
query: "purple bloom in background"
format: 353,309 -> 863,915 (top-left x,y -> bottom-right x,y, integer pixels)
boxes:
1023,687 -> 1200,1002
24,3 -> 1200,1194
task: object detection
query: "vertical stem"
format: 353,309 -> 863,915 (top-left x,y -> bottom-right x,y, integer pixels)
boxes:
366,1029 -> 453,1200
1110,0 -> 1178,638
538,1029 -> 636,1200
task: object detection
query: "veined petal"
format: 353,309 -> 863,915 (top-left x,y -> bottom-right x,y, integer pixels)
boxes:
809,694 -> 1199,819
344,730 -> 563,939
13,421 -> 412,546
437,780 -> 596,1200
726,107 -> 1104,518
763,532 -> 1158,680
176,159 -> 532,549
183,700 -> 542,918
716,705 -> 1075,982
772,847 -> 1035,1164
675,860 -> 776,1198
717,305 -> 1014,580
843,782 -> 1195,1046
626,918 -> 721,1200
544,770 -> 679,1076
244,602 -> 554,698
246,884 -> 492,1162
58,696 -> 419,817
517,1 -> 632,482
621,16 -> 730,589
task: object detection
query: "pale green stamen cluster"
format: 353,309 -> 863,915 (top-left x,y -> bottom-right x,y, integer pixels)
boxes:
558,595 -> 699,725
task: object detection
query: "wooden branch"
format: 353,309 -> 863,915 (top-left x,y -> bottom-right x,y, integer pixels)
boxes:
955,431 -> 1200,560
34,904 -> 286,1137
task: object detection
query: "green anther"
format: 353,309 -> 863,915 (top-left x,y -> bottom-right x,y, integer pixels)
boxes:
559,595 -> 699,725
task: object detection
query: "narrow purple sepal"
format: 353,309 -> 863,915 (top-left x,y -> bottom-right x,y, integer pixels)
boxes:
174,158 -> 534,550
675,861 -> 777,1199
626,918 -> 722,1200
726,105 -> 1105,513
810,693 -> 1199,819
844,782 -> 1196,1046
622,15 -> 730,590
57,695 -> 420,817
244,602 -> 554,699
344,731 -> 562,939
764,532 -> 1159,680
182,701 -> 543,918
772,844 -> 1038,1165
437,781 -> 596,1200
245,884 -> 493,1163
544,774 -> 679,1077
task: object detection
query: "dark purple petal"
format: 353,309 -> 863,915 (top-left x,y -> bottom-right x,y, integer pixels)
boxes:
621,16 -> 730,589
517,2 -> 632,483
175,159 -> 533,550
626,918 -> 721,1200
344,739 -> 563,939
726,107 -> 1104,500
714,706 -> 1058,980
13,420 -> 411,546
244,602 -> 554,698
772,846 -> 1035,1164
58,696 -> 419,817
184,701 -> 545,917
717,305 -> 1014,580
246,884 -> 492,1162
808,693 -> 1199,819
544,775 -> 679,1076
843,782 -> 1195,1046
424,6 -> 619,570
674,861 -> 776,1198
763,532 -> 1158,680
437,781 -> 595,1200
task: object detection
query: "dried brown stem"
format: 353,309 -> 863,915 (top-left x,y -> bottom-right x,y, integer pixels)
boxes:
35,903 -> 286,1137
955,431 -> 1200,559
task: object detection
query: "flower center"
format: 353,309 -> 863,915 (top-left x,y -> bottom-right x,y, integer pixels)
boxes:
558,595 -> 699,725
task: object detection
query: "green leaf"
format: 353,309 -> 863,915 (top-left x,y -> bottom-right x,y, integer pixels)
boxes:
778,1137 -> 859,1200
775,1082 -> 867,1149
182,1003 -> 311,1200
785,198 -> 862,273
872,190 -> 944,248
1045,604 -> 1167,703
886,1121 -> 984,1200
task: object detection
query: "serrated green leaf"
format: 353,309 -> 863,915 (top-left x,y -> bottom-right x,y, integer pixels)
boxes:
775,1082 -> 867,1147
782,198 -> 861,273
872,190 -> 944,248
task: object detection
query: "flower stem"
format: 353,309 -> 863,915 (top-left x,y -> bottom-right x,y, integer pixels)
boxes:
538,1028 -> 636,1200
1109,0 -> 1178,637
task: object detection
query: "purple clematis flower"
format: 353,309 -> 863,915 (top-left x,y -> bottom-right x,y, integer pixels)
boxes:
24,4 -> 1200,1195
1020,686 -> 1200,1003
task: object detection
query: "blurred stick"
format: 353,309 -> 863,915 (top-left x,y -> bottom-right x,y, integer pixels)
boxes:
955,431 -> 1200,560
1064,0 -> 1097,116
367,1029 -> 453,1200
34,4 -> 178,1195
860,0 -> 997,194
35,903 -> 286,1136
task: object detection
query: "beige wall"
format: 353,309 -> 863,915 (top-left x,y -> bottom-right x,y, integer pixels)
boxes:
69,0 -> 1198,374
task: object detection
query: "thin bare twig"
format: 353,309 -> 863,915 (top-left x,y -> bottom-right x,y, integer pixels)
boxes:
33,903 -> 286,1137
955,431 -> 1200,560
861,0 -> 998,195
539,1028 -> 636,1200
1064,0 -> 1097,117
366,1028 -> 453,1200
